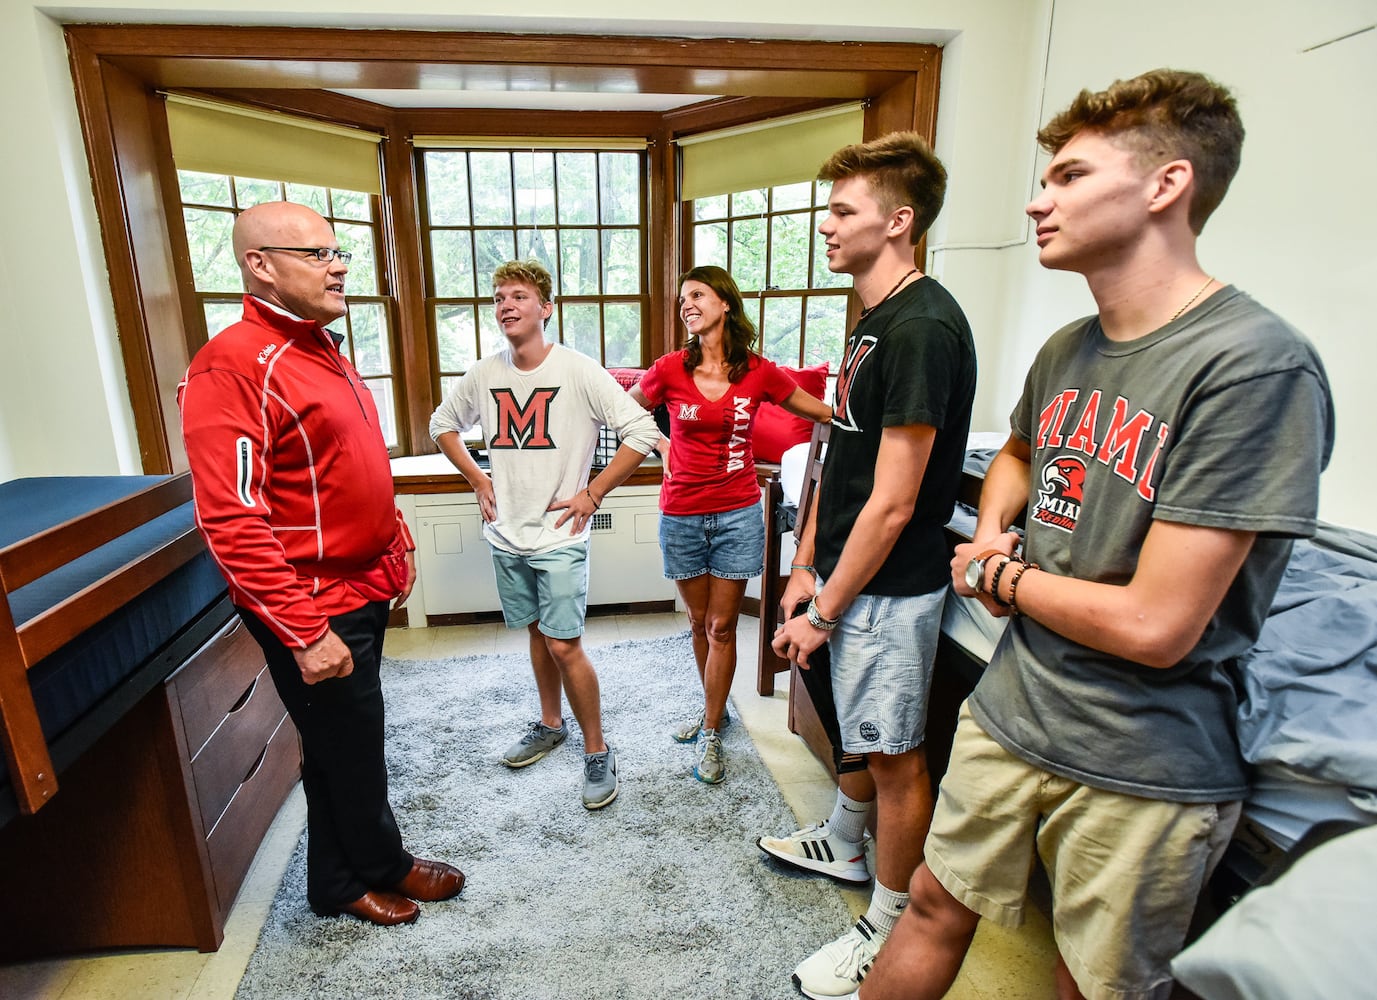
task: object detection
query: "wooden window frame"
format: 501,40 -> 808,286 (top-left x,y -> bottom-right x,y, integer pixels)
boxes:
62,24 -> 939,470
419,145 -> 651,382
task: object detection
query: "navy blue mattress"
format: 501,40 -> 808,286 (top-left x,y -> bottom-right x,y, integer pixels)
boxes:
0,476 -> 226,785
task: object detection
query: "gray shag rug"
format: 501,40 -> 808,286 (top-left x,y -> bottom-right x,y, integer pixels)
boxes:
236,632 -> 851,1000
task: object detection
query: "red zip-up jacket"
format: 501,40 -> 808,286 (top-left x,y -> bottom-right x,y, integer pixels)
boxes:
179,296 -> 412,648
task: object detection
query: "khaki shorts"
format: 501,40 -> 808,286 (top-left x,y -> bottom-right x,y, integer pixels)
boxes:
925,703 -> 1240,1000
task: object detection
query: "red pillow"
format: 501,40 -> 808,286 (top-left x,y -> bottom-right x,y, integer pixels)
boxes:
753,362 -> 829,463
607,367 -> 646,390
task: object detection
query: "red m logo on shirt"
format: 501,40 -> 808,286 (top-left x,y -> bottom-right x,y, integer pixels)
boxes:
489,387 -> 560,449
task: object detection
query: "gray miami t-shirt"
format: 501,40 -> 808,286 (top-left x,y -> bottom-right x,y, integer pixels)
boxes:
969,286 -> 1334,802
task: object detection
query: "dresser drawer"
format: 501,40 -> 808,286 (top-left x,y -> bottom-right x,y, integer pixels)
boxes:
171,615 -> 266,758
189,664 -> 288,834
205,713 -> 301,912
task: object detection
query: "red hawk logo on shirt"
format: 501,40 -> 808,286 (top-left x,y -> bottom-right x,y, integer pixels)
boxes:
1032,456 -> 1085,533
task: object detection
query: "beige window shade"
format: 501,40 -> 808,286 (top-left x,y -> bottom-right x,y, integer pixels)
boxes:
164,94 -> 383,195
679,104 -> 864,202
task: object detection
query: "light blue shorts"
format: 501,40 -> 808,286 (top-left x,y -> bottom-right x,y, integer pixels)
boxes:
490,542 -> 589,640
827,586 -> 946,756
658,501 -> 764,581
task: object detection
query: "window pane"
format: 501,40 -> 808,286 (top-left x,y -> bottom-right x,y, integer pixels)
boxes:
477,304 -> 506,358
694,223 -> 727,270
512,150 -> 557,228
330,189 -> 372,222
731,217 -> 766,292
694,194 -> 728,221
739,294 -> 765,342
731,189 -> 766,216
762,295 -> 803,364
770,212 -> 811,289
814,179 -> 833,207
234,177 -> 281,207
517,229 -> 558,276
473,229 -> 516,287
430,230 -> 475,298
364,378 -> 397,447
772,181 -> 813,212
335,221 -> 377,295
599,152 -> 640,225
804,295 -> 848,369
203,300 -> 242,338
559,229 -> 600,296
560,303 -> 601,361
178,170 -> 231,207
471,152 -> 513,225
603,302 -> 642,367
602,230 -> 640,295
425,152 -> 471,225
183,207 -> 241,292
556,152 -> 597,224
285,182 -> 328,215
347,301 -> 389,376
811,208 -> 850,288
435,304 -> 478,373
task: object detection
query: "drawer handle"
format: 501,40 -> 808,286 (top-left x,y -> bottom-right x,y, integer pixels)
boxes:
228,676 -> 258,714
241,745 -> 268,786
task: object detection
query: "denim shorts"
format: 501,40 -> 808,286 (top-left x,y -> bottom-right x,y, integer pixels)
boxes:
658,500 -> 764,581
489,541 -> 589,639
827,585 -> 946,755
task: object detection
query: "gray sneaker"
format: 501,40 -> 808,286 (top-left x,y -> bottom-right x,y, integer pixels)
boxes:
582,746 -> 619,809
671,706 -> 732,744
502,719 -> 568,768
693,729 -> 725,784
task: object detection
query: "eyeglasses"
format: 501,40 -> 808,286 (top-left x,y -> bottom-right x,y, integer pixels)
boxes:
257,246 -> 353,265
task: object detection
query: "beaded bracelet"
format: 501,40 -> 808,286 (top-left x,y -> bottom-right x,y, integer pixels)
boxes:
1006,562 -> 1039,616
790,563 -> 817,576
585,487 -> 601,510
989,557 -> 1015,607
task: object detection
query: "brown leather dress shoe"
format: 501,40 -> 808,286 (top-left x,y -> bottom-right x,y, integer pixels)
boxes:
335,890 -> 420,926
394,857 -> 465,902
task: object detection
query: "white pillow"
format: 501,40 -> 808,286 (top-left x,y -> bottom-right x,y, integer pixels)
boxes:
1171,825 -> 1377,999
779,440 -> 820,510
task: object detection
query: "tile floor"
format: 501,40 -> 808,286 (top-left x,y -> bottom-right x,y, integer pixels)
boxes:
0,613 -> 1056,999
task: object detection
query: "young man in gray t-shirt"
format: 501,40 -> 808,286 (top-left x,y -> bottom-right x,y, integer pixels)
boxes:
857,70 -> 1334,1000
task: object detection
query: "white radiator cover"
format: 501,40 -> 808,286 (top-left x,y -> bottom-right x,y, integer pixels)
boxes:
413,485 -> 673,616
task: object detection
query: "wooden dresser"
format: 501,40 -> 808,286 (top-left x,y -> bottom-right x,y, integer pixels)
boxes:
0,603 -> 300,958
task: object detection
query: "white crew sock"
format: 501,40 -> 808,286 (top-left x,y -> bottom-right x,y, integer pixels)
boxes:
865,879 -> 909,940
827,790 -> 872,845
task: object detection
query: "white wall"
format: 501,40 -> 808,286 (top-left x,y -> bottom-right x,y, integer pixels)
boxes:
2,0 -> 1370,530
1005,0 -> 1375,530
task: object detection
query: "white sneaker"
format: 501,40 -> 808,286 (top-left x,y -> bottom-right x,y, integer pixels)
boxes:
756,819 -> 871,884
792,916 -> 884,999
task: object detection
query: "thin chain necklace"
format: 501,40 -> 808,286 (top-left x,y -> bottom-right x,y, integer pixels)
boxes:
1170,276 -> 1215,323
860,268 -> 919,318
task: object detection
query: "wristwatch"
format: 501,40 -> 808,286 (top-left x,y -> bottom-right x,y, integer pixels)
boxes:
964,549 -> 1005,594
806,596 -> 841,631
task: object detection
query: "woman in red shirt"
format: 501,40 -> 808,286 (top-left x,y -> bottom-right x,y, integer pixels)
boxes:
633,265 -> 831,784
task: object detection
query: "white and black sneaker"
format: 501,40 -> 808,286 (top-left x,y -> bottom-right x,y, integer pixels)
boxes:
792,915 -> 884,999
756,818 -> 871,884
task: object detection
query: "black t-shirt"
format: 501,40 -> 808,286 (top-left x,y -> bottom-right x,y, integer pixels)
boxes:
815,276 -> 977,595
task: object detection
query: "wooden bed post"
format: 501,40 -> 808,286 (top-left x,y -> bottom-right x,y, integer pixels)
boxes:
0,600 -> 60,813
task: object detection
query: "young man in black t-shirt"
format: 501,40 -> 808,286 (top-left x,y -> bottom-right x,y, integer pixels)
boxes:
764,132 -> 976,999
